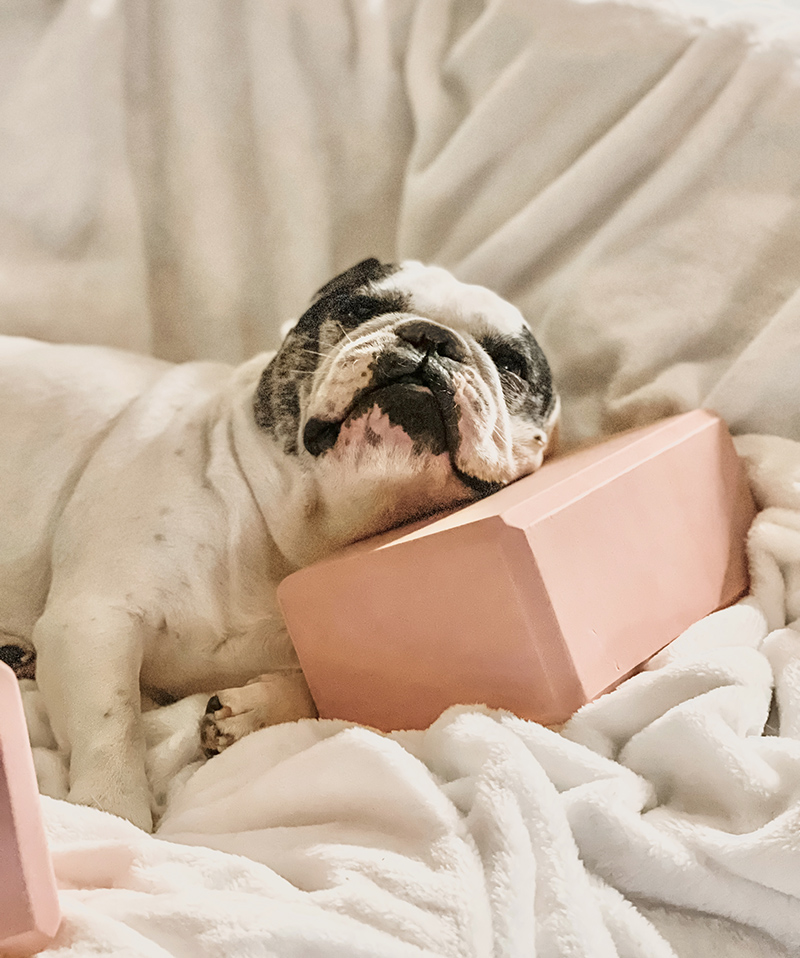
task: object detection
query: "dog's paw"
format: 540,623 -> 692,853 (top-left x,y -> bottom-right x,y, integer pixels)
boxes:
200,671 -> 317,757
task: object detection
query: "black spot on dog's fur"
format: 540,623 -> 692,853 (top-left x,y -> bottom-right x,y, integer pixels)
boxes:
254,258 -> 406,454
0,644 -> 25,667
303,417 -> 341,456
351,382 -> 449,457
0,644 -> 36,679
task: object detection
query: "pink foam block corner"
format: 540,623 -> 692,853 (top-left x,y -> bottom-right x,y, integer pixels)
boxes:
0,662 -> 61,956
278,410 -> 756,731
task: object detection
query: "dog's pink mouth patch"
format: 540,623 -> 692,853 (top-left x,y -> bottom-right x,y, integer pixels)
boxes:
304,381 -> 505,499
303,381 -> 453,460
343,382 -> 448,454
327,382 -> 443,458
335,403 -> 417,454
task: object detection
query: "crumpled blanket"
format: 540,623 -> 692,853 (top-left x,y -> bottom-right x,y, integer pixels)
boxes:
2,0 -> 800,450
19,433 -> 800,957
6,0 -> 800,954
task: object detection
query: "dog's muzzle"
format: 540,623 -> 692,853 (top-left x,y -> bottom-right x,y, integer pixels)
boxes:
302,320 -> 506,498
302,320 -> 466,459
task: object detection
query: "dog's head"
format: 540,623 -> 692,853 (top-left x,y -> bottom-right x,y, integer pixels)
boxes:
252,259 -> 559,561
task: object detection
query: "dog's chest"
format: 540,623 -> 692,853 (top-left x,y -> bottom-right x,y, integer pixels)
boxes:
44,368 -> 301,697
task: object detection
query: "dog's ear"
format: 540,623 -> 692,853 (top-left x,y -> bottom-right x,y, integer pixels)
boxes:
311,258 -> 397,304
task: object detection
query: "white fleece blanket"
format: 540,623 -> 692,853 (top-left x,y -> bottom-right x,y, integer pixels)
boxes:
6,0 -> 800,955
20,432 -> 800,956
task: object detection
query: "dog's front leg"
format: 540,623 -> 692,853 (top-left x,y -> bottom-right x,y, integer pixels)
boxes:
33,603 -> 153,831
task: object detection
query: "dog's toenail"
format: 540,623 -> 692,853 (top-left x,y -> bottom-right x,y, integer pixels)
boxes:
206,695 -> 222,714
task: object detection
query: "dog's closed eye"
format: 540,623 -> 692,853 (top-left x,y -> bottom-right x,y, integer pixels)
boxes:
483,341 -> 529,382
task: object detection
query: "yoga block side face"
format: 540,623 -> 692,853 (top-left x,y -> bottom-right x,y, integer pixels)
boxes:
521,414 -> 754,698
278,411 -> 755,731
0,662 -> 61,956
282,519 -> 584,730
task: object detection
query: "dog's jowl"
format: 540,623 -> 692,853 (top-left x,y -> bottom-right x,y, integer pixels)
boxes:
0,259 -> 558,831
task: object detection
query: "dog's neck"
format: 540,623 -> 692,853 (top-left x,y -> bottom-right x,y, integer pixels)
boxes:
222,356 -> 467,570
218,356 -> 336,570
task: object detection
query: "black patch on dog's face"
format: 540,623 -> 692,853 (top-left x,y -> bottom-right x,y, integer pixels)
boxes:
310,258 -> 399,303
254,259 -> 407,454
479,327 -> 556,424
344,382 -> 449,456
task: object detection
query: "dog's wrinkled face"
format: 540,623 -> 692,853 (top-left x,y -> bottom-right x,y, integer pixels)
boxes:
253,259 -> 558,550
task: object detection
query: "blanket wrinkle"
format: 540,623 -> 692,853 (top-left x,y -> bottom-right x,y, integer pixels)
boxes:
588,876 -> 679,958
762,629 -> 800,739
562,644 -> 773,759
7,0 -> 800,954
5,0 -> 800,448
736,434 -> 800,631
643,600 -> 768,668
410,711 -> 622,958
459,26 -> 750,288
620,686 -> 789,826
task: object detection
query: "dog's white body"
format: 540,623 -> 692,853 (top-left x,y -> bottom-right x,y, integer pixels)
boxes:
0,261 -> 558,831
1,341 -> 305,830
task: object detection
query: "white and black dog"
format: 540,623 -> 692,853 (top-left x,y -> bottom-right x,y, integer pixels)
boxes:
0,259 -> 558,831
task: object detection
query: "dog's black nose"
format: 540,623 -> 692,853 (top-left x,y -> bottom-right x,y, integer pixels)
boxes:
395,320 -> 467,362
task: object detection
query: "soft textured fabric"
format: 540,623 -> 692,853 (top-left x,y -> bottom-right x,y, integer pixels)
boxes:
6,0 -> 800,955
3,0 -> 800,446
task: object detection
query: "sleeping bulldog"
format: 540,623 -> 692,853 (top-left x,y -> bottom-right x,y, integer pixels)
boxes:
0,259 -> 558,831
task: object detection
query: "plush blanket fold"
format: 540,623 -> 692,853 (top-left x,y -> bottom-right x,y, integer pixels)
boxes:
2,0 -> 800,450
6,0 -> 800,955
20,432 -> 800,957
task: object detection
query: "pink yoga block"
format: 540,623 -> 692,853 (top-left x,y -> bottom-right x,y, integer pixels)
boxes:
279,410 -> 756,731
0,662 -> 60,956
